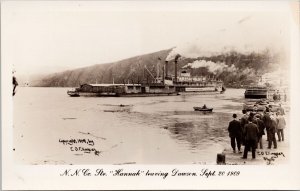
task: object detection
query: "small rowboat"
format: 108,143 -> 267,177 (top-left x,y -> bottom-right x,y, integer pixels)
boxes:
193,107 -> 213,112
67,90 -> 80,97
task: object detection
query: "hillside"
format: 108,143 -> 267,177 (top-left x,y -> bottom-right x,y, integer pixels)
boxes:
30,48 -> 283,87
31,49 -> 172,87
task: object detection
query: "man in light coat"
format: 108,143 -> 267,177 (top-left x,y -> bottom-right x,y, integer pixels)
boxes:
276,111 -> 286,141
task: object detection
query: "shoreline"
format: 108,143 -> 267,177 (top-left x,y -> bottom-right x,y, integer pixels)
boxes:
221,135 -> 289,165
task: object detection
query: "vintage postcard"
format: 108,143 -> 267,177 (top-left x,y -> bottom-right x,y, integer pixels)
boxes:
1,0 -> 300,190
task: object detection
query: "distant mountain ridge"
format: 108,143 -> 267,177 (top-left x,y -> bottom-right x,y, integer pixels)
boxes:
30,48 -> 282,87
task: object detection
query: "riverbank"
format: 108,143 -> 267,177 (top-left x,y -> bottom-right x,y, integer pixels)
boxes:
222,135 -> 289,165
221,100 -> 290,165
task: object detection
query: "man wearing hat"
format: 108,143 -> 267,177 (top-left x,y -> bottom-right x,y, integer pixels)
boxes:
254,113 -> 265,149
228,113 -> 242,153
242,116 -> 259,159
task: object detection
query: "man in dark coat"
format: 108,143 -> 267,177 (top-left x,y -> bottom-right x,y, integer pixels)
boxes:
254,114 -> 266,149
228,114 -> 242,153
268,114 -> 278,149
242,116 -> 259,159
240,110 -> 248,145
263,108 -> 272,141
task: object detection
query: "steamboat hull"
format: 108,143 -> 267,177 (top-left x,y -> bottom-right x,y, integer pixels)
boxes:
178,91 -> 221,95
244,87 -> 268,99
244,94 -> 267,99
175,86 -> 222,95
71,92 -> 179,97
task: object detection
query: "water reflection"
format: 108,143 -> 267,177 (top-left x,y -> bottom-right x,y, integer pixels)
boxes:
167,112 -> 231,151
114,92 -> 242,153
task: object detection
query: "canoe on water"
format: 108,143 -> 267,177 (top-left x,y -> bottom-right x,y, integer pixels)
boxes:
193,107 -> 213,112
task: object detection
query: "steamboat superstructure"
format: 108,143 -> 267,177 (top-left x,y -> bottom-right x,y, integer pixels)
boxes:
175,68 -> 223,93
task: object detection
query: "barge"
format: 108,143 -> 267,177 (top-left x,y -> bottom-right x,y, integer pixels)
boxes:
67,83 -> 178,97
244,85 -> 276,99
244,86 -> 268,99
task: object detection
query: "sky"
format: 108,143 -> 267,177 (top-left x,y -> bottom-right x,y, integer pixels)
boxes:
1,1 -> 293,78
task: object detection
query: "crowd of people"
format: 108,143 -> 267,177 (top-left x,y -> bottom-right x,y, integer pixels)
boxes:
227,106 -> 286,159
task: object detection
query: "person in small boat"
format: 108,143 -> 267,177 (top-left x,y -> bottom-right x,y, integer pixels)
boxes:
202,104 -> 207,109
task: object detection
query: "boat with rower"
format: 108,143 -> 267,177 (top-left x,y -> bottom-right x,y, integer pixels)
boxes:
193,105 -> 213,112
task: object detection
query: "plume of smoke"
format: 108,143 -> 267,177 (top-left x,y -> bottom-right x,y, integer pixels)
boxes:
164,12 -> 289,62
240,67 -> 255,76
261,69 -> 289,88
165,14 -> 285,62
166,42 -> 275,61
226,64 -> 238,73
183,60 -> 237,75
166,43 -> 226,61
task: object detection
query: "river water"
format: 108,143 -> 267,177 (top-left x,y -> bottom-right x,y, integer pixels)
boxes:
14,87 -> 248,164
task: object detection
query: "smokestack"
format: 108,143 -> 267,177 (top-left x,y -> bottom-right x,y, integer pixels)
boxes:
157,57 -> 161,82
174,54 -> 181,83
174,60 -> 177,83
162,63 -> 165,84
165,61 -> 168,78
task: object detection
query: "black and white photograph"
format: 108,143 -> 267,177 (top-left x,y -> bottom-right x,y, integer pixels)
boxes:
2,0 -> 300,190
